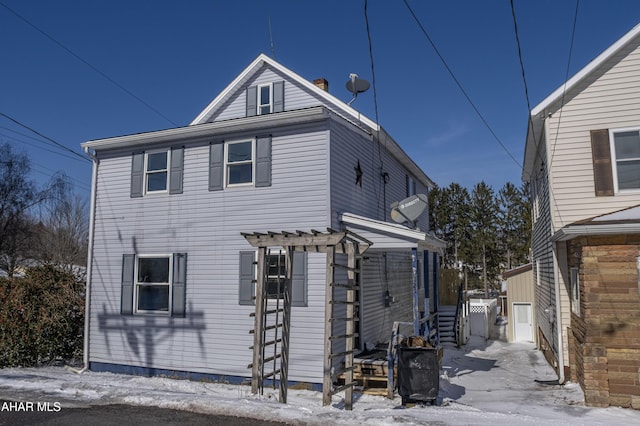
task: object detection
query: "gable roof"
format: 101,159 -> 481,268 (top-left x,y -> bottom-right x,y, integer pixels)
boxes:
523,23 -> 640,180
191,53 -> 379,131
190,53 -> 434,189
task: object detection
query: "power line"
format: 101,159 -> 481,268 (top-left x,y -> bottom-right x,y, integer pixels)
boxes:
402,0 -> 522,170
0,127 -> 89,164
0,112 -> 90,162
0,1 -> 178,127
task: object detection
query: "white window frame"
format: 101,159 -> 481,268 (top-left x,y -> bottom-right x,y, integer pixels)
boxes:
258,83 -> 273,115
134,254 -> 172,315
264,249 -> 287,300
609,127 -> 640,193
570,267 -> 580,316
144,149 -> 170,195
224,139 -> 255,187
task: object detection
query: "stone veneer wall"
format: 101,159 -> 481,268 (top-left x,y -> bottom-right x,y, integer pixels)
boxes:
567,235 -> 640,409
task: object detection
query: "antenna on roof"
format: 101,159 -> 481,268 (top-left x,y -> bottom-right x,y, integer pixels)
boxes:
268,16 -> 276,59
346,73 -> 370,106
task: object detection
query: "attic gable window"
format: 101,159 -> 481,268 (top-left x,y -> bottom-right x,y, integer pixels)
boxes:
246,81 -> 284,117
611,128 -> 640,192
258,84 -> 272,115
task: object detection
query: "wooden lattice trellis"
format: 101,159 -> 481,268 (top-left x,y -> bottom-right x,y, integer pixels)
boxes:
242,228 -> 371,410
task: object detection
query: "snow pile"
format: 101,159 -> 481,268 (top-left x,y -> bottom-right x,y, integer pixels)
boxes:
1,337 -> 639,425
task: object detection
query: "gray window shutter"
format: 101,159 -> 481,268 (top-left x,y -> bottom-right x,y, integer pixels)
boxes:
273,81 -> 284,113
169,147 -> 184,194
209,143 -> 224,191
246,85 -> 257,117
292,251 -> 307,307
131,153 -> 144,198
172,253 -> 187,317
239,251 -> 255,305
121,254 -> 135,315
590,129 -> 614,196
255,136 -> 272,187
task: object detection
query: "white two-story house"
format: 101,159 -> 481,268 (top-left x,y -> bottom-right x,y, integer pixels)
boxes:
81,54 -> 443,389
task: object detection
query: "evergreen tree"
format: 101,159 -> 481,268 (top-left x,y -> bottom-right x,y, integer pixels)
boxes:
468,182 -> 500,296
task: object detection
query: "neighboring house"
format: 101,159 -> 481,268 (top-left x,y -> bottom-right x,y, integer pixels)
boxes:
502,263 -> 535,344
81,54 -> 443,389
523,24 -> 640,408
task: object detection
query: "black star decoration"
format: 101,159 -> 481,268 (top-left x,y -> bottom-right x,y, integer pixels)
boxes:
354,160 -> 363,187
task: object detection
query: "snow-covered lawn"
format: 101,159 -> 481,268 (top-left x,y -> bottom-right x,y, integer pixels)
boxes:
1,336 -> 639,425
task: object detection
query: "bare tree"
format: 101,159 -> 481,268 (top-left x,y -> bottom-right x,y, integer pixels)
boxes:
0,144 -> 64,276
38,184 -> 89,272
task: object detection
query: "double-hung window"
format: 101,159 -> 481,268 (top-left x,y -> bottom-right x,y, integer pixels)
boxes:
135,255 -> 172,314
266,252 -> 286,299
145,150 -> 170,194
611,128 -> 640,192
226,140 -> 254,186
258,83 -> 273,115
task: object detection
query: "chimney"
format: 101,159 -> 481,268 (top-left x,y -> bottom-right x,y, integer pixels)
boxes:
313,78 -> 329,92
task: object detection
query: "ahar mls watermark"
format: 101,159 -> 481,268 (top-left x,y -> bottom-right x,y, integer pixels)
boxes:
0,401 -> 61,412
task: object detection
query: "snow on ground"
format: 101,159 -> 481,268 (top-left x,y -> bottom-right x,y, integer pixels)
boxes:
1,336 -> 639,425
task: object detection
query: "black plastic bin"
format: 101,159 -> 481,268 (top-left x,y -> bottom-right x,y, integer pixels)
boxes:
397,346 -> 439,404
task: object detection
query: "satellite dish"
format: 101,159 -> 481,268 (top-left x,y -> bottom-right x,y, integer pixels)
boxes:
346,73 -> 370,105
390,194 -> 428,228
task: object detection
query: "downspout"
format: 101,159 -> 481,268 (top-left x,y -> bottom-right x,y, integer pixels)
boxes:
72,146 -> 98,373
552,243 -> 566,384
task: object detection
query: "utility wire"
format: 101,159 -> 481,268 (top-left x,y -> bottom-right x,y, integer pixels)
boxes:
402,0 -> 522,169
0,127 -> 88,164
509,0 -> 540,185
0,1 -> 178,127
364,0 -> 386,220
0,112 -> 90,163
364,0 -> 380,126
550,0 -> 580,163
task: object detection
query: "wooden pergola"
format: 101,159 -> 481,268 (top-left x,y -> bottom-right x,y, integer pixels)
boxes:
242,228 -> 371,410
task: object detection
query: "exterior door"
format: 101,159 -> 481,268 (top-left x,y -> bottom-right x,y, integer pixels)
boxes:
513,303 -> 533,342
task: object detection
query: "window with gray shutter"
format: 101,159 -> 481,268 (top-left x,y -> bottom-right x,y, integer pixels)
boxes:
590,129 -> 614,196
169,147 -> 184,194
209,142 -> 224,191
273,81 -> 284,112
239,251 -> 256,305
121,254 -> 135,315
255,136 -> 272,187
130,153 -> 144,198
292,251 -> 307,307
172,253 -> 187,317
239,250 -> 307,306
246,86 -> 258,117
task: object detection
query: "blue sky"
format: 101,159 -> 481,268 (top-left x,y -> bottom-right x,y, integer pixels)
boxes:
2,1 -> 640,200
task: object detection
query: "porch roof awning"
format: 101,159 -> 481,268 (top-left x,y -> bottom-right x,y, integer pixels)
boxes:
340,212 -> 446,251
552,204 -> 640,241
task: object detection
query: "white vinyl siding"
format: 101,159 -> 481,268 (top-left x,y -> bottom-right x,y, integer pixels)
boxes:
359,252 -> 414,347
328,119 -> 429,230
89,126 -> 331,382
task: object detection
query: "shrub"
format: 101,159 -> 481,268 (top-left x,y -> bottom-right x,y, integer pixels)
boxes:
0,265 -> 84,367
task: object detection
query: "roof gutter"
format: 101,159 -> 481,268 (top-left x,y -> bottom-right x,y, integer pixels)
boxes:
82,107 -> 331,151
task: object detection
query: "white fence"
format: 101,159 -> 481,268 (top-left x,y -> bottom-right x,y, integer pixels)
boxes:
469,298 -> 498,339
